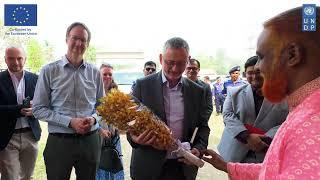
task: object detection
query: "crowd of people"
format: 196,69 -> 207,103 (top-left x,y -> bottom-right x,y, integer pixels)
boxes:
0,6 -> 319,180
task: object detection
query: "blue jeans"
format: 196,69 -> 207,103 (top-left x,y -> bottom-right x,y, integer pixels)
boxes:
96,168 -> 124,180
96,135 -> 124,180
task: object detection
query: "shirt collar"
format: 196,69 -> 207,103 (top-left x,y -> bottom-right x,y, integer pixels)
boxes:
161,71 -> 183,90
61,55 -> 87,69
287,76 -> 320,111
233,78 -> 242,84
8,69 -> 25,81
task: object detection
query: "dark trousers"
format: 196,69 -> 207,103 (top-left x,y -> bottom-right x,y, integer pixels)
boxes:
215,94 -> 225,113
159,159 -> 186,180
43,131 -> 101,180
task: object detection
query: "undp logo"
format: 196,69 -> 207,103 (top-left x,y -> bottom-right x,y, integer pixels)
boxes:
302,4 -> 316,32
304,6 -> 315,16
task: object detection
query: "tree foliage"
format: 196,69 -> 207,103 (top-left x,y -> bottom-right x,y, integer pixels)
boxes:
26,39 -> 46,73
43,40 -> 55,62
195,49 -> 245,75
84,45 -> 97,64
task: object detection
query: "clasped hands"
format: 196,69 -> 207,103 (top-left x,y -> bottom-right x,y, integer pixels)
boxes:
69,117 -> 95,134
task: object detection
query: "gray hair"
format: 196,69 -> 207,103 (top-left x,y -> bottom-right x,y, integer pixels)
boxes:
100,62 -> 113,70
5,46 -> 26,57
163,37 -> 189,54
66,22 -> 91,44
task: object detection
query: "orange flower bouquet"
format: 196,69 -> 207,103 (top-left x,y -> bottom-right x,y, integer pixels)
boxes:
97,89 -> 204,167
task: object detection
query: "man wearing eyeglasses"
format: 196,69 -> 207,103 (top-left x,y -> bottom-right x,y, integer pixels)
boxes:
32,22 -> 104,180
185,58 -> 213,123
128,37 -> 210,180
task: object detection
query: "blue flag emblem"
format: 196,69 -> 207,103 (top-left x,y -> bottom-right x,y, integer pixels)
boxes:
4,4 -> 37,26
302,4 -> 316,31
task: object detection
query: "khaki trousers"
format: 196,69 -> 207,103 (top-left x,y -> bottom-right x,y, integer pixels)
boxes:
0,131 -> 38,180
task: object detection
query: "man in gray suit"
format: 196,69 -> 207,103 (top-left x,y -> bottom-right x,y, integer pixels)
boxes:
218,56 -> 288,163
128,37 -> 210,180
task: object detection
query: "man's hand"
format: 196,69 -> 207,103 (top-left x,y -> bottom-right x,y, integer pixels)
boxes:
20,100 -> 34,117
83,117 -> 95,125
246,133 -> 269,152
178,148 -> 201,165
201,149 -> 228,173
69,117 -> 94,134
99,128 -> 111,138
129,129 -> 162,149
20,108 -> 33,117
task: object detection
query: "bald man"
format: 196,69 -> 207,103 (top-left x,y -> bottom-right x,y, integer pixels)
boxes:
0,46 -> 41,180
202,6 -> 320,179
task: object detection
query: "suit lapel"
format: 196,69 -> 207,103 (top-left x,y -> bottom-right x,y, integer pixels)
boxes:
182,78 -> 191,141
24,71 -> 31,97
4,70 -> 17,100
155,72 -> 166,122
255,99 -> 273,126
242,85 -> 256,124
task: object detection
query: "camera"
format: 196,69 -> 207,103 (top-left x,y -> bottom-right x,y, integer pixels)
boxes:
22,96 -> 31,108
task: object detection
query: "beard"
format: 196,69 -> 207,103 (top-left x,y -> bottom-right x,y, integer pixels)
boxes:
262,70 -> 288,103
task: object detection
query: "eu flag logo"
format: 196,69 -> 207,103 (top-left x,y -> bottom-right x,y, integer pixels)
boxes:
4,4 -> 37,26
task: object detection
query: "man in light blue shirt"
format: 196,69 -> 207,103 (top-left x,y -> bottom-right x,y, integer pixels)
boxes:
221,66 -> 247,96
33,22 -> 104,180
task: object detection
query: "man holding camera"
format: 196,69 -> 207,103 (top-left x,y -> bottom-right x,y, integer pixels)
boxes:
0,46 -> 41,180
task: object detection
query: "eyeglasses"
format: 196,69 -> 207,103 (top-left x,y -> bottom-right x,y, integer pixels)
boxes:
69,35 -> 87,44
164,60 -> 187,67
145,67 -> 156,72
186,67 -> 198,71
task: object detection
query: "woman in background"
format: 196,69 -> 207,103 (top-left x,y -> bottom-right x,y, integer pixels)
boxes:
97,63 -> 124,180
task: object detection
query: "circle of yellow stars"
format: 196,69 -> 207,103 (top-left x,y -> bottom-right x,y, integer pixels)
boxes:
11,6 -> 30,24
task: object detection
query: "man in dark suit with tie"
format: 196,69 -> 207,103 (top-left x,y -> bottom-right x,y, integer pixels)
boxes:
128,37 -> 210,180
0,46 -> 41,180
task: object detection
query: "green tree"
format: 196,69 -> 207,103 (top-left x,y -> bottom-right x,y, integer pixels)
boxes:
26,39 -> 45,73
194,48 -> 245,75
195,52 -> 228,75
84,45 -> 96,64
43,40 -> 55,62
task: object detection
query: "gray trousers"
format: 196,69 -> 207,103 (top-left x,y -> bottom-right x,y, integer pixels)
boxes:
43,131 -> 101,180
0,131 -> 38,180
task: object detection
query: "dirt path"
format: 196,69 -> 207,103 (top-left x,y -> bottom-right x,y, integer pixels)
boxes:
36,114 -> 228,180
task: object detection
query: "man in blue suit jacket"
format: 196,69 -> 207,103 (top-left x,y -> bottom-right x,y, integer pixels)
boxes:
0,46 -> 41,180
218,56 -> 288,163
